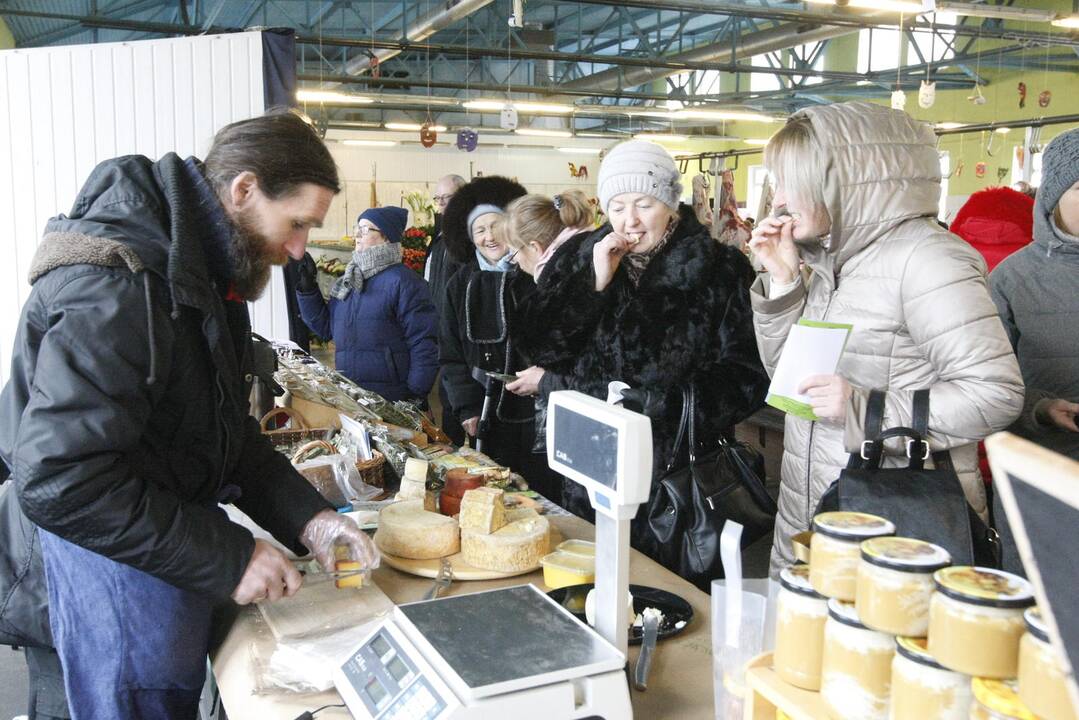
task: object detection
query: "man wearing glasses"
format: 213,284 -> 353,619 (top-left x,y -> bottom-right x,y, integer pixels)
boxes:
426,174 -> 467,444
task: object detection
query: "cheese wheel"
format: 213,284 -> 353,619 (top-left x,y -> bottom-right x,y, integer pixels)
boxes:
375,500 -> 459,559
461,513 -> 549,573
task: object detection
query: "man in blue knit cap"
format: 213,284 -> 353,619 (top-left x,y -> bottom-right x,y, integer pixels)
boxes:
991,127 -> 1079,460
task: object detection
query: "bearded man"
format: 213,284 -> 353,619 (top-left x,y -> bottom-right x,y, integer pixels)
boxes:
0,110 -> 379,719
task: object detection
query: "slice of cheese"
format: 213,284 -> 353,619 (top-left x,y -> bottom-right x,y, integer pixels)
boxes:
404,457 -> 429,483
396,475 -> 426,502
459,487 -> 507,535
375,500 -> 459,559
461,513 -> 549,573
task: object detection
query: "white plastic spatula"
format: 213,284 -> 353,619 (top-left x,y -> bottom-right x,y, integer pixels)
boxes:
721,522 -> 744,649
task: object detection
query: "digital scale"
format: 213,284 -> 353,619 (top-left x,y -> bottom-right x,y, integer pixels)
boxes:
334,391 -> 653,719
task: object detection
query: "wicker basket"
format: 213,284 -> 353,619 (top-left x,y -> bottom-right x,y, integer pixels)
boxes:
271,421 -> 386,490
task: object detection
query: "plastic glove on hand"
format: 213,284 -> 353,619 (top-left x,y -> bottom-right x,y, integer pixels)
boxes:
296,252 -> 319,294
300,509 -> 381,575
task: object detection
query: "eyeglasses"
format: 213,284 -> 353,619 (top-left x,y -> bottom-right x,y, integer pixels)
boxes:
355,225 -> 382,236
432,194 -> 454,204
505,248 -> 519,264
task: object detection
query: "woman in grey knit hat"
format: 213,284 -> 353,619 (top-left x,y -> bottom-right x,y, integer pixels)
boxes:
990,127 -> 1079,460
513,140 -> 770,589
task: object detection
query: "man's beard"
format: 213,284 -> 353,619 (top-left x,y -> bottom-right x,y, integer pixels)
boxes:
228,208 -> 286,300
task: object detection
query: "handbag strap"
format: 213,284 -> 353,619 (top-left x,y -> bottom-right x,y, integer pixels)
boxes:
848,389 -> 888,469
666,385 -> 692,471
913,388 -> 955,471
688,384 -> 698,464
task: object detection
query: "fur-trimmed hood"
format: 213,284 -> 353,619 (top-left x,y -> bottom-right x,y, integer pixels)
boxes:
442,175 -> 527,264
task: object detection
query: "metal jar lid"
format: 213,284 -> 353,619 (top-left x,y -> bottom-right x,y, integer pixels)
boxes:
780,565 -> 825,599
861,536 -> 952,574
933,567 -> 1035,609
812,511 -> 895,542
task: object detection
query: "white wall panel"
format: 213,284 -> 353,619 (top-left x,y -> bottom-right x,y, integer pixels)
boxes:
0,31 -> 274,385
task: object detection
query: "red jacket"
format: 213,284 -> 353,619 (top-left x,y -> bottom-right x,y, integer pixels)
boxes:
950,187 -> 1034,272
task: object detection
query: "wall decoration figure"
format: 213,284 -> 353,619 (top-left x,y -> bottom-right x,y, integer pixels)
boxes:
919,80 -> 936,109
420,122 -> 438,148
891,89 -> 907,110
500,106 -> 518,130
1039,90 -> 1052,108
456,128 -> 478,152
975,161 -> 987,178
1018,82 -> 1027,109
568,163 -> 588,179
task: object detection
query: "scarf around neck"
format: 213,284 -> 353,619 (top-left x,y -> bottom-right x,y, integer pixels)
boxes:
534,225 -> 591,282
623,216 -> 678,286
476,248 -> 514,273
330,242 -> 402,300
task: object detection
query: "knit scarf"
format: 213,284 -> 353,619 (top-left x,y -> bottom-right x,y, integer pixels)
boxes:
534,225 -> 591,282
623,216 -> 678,287
476,248 -> 514,273
330,242 -> 402,300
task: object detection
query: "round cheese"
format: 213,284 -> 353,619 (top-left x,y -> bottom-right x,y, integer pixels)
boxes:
375,500 -> 459,559
461,512 -> 549,573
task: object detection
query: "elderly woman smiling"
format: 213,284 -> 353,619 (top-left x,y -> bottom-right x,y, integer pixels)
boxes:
510,140 -> 770,586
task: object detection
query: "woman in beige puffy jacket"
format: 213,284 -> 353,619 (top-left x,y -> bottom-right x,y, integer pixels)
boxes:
749,102 -> 1025,575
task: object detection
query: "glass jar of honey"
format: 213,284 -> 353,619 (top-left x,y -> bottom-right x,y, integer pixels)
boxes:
969,678 -> 1036,720
775,565 -> 829,691
891,636 -> 972,719
855,536 -> 950,637
810,512 -> 895,601
820,599 -> 894,720
928,567 -> 1034,679
1017,608 -> 1078,720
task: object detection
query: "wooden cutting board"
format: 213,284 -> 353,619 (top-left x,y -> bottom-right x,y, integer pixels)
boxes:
380,526 -> 562,581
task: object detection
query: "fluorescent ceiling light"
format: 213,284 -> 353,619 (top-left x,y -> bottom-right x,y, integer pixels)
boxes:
342,139 -> 398,147
1052,15 -> 1079,28
515,128 -> 573,138
384,123 -> 448,132
743,138 -> 770,146
557,147 -> 603,154
463,99 -> 508,111
513,101 -> 575,114
297,90 -> 373,104
856,80 -> 875,86
994,127 -> 1012,134
803,0 -> 926,13
938,1 -> 1056,22
935,122 -> 965,130
673,109 -> 776,123
634,133 -> 688,141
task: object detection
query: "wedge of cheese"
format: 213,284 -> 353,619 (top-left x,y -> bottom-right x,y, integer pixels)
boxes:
375,500 -> 459,559
461,512 -> 549,573
458,487 -> 507,535
396,475 -> 426,502
404,457 -> 429,483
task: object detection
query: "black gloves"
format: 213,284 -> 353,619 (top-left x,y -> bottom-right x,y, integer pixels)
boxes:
296,252 -> 319,294
619,386 -> 666,419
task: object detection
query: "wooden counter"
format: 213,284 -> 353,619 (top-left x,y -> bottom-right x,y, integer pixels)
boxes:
210,513 -> 715,719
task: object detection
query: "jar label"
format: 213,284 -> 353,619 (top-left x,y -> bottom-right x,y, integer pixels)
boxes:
936,567 -> 1034,603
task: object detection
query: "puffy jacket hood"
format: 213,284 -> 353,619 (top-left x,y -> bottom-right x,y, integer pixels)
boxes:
793,102 -> 942,271
950,187 -> 1034,271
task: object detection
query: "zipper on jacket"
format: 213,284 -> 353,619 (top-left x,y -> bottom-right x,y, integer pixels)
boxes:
214,371 -> 232,492
805,272 -> 838,531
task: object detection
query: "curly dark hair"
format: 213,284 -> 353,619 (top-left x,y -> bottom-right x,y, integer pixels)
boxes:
442,175 -> 528,263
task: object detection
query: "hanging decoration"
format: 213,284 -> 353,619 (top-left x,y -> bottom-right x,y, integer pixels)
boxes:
567,163 -> 589,180
456,128 -> 478,152
369,162 -> 379,208
1018,82 -> 1027,109
975,162 -> 987,179
996,167 -> 1009,183
420,122 -> 438,148
918,81 -> 936,109
967,85 -> 987,105
954,159 -> 964,177
891,89 -> 907,111
370,54 -> 381,79
500,105 -> 518,130
1039,90 -> 1052,108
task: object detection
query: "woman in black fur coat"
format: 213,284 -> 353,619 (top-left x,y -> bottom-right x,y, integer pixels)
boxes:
438,176 -> 561,498
509,141 -> 770,580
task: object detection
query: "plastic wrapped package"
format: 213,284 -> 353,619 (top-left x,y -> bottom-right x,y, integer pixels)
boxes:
294,454 -> 379,507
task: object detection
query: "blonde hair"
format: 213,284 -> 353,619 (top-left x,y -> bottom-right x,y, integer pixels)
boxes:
764,116 -> 826,212
504,190 -> 592,251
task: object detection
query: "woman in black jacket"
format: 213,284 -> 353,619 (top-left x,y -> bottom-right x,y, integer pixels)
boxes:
510,141 -> 770,578
438,176 -> 559,497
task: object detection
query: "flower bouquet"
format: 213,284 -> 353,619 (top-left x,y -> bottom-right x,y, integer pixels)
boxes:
401,226 -> 431,274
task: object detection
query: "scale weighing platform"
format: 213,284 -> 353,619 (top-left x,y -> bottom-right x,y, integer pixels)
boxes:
333,584 -> 631,719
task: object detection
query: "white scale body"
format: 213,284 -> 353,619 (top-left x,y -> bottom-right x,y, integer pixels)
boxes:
334,391 -> 653,720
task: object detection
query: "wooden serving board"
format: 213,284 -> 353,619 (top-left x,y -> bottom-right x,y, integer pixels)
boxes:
380,526 -> 562,581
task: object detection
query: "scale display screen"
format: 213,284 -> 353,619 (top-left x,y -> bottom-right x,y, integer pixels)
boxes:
341,629 -> 448,719
551,404 -> 619,490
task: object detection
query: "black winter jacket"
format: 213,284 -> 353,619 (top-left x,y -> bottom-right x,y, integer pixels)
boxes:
439,264 -> 536,425
523,207 -> 769,550
0,154 -> 331,647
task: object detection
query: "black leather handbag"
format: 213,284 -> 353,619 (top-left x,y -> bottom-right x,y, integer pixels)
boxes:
815,389 -> 1001,567
647,384 -> 777,589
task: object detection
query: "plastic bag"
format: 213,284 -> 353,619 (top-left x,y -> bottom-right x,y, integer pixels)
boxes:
295,454 -> 378,507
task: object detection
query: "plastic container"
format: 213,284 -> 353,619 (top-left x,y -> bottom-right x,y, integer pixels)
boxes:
820,599 -> 894,720
855,536 -> 951,637
556,539 -> 596,558
810,512 -> 896,601
1018,608 -> 1078,720
969,678 -> 1036,720
774,565 -> 829,691
928,567 -> 1034,679
540,550 -> 595,589
891,636 -> 972,720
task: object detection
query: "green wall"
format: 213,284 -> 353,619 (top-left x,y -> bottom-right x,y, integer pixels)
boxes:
0,17 -> 15,49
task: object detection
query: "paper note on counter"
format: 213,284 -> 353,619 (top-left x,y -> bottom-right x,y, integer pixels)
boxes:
766,319 -> 853,421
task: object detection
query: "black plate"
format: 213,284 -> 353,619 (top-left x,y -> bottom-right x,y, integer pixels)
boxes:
546,583 -> 694,645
